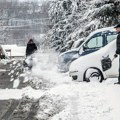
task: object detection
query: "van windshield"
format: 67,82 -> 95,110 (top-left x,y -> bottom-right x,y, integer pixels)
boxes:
83,35 -> 103,50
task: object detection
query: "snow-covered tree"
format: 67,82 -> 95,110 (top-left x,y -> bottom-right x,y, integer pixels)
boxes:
48,0 -> 120,52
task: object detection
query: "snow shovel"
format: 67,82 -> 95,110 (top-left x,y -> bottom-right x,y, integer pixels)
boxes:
101,55 -> 116,71
23,56 -> 33,69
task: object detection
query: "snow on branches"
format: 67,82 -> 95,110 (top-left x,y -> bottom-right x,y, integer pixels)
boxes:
48,0 -> 120,52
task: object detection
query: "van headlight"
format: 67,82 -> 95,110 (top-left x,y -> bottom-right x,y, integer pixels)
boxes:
69,71 -> 78,76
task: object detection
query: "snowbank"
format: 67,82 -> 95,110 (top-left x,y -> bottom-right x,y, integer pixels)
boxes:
0,87 -> 44,100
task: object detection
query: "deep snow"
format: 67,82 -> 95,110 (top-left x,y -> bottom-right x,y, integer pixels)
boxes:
0,51 -> 120,120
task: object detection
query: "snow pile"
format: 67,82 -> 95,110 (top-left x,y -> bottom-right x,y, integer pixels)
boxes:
37,93 -> 66,120
0,89 -> 23,100
8,60 -> 24,88
0,86 -> 44,100
23,50 -> 71,89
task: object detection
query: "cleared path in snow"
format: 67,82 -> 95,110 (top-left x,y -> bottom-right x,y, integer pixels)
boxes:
0,100 -> 19,120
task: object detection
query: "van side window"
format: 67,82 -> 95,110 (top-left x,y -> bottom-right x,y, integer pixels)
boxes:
84,36 -> 103,49
107,34 -> 117,44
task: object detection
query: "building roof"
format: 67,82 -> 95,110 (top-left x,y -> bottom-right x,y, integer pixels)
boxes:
1,44 -> 26,57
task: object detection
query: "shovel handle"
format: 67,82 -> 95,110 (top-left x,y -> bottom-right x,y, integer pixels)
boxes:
112,57 -> 116,62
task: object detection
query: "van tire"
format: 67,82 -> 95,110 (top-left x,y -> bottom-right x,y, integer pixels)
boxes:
84,68 -> 104,83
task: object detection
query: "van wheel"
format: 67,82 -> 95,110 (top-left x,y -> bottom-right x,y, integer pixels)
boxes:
84,68 -> 104,83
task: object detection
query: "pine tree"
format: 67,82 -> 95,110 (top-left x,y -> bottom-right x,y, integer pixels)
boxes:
48,0 -> 120,52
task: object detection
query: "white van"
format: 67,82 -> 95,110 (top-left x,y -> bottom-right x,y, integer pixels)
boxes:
69,39 -> 118,82
58,27 -> 117,72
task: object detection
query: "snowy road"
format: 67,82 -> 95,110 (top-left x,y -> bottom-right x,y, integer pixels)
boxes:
0,75 -> 120,120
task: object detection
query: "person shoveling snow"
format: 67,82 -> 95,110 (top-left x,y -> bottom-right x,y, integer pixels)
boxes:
23,39 -> 38,69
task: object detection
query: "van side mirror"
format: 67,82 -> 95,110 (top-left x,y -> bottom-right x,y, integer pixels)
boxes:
83,45 -> 88,51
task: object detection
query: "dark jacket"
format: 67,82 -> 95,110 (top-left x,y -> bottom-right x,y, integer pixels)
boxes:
26,43 -> 37,56
116,32 -> 120,54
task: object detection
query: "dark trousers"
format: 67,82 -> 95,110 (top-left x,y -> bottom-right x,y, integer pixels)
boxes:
119,55 -> 120,82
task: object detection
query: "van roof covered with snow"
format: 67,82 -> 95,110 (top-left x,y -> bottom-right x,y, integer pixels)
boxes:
86,26 -> 116,41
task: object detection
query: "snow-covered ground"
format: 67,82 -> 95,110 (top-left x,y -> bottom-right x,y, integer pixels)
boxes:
0,77 -> 120,120
50,79 -> 120,120
0,51 -> 120,120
